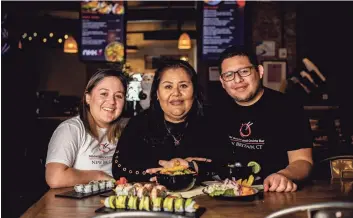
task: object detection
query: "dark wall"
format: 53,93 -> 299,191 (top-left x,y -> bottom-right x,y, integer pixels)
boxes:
297,2 -> 353,140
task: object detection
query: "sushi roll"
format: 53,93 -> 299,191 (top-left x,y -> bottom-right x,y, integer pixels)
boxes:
174,198 -> 185,213
102,196 -> 116,209
115,195 -> 128,209
152,197 -> 163,212
184,198 -> 199,213
136,187 -> 149,199
163,197 -> 174,212
114,184 -> 126,196
127,196 -> 139,210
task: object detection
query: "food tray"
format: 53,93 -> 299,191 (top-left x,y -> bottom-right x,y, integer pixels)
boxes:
55,188 -> 112,199
95,206 -> 206,218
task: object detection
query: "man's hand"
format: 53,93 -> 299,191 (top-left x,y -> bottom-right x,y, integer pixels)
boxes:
263,173 -> 297,192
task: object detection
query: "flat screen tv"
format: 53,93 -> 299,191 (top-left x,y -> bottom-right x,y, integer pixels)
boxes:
79,1 -> 127,63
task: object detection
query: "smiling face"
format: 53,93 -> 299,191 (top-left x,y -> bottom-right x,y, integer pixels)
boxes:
220,55 -> 264,106
157,68 -> 194,123
85,76 -> 125,128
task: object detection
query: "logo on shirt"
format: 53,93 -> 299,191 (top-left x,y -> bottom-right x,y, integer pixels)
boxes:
99,143 -> 113,153
239,122 -> 253,138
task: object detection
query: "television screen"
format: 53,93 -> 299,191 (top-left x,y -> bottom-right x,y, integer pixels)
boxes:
80,1 -> 126,62
200,0 -> 245,61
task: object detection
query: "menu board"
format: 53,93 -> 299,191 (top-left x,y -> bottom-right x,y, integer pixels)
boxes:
201,0 -> 245,60
80,1 -> 126,62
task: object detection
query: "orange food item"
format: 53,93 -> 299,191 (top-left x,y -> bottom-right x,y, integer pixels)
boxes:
241,186 -> 255,196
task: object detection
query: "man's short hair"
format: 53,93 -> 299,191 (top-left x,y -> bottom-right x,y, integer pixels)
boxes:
218,45 -> 259,74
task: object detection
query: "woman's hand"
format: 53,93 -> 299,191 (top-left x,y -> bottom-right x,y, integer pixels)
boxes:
263,173 -> 297,192
146,158 -> 189,174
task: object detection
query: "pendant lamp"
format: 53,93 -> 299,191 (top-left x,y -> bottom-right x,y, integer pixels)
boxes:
64,36 -> 78,53
178,32 -> 191,50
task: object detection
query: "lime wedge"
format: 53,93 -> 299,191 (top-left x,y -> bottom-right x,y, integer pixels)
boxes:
247,161 -> 261,174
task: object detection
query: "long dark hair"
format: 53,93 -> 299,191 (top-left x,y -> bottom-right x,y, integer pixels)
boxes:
149,59 -> 204,120
79,69 -> 128,143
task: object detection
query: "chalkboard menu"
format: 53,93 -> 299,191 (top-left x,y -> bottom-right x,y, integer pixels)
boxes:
80,1 -> 126,62
201,0 -> 245,61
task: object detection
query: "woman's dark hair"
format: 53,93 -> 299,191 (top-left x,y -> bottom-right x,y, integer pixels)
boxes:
218,45 -> 259,73
79,69 -> 128,143
149,59 -> 204,119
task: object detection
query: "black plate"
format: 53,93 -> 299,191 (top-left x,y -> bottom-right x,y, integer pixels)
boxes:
95,207 -> 205,218
202,188 -> 262,201
55,188 -> 112,199
156,173 -> 197,192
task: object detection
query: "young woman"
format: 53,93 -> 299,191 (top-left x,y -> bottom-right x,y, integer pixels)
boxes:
46,69 -> 127,188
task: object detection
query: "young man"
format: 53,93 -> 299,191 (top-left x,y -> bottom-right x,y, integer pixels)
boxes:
217,45 -> 313,192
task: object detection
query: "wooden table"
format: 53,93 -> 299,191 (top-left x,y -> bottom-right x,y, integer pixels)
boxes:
21,180 -> 353,218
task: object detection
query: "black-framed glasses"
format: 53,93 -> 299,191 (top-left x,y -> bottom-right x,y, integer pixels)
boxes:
221,66 -> 255,82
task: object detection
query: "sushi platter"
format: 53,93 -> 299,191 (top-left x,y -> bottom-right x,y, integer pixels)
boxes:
95,179 -> 205,217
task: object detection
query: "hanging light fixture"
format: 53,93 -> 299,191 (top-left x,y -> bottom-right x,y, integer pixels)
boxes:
178,32 -> 191,50
64,36 -> 78,53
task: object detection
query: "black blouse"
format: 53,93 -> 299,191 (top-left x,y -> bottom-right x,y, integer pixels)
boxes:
111,110 -> 229,182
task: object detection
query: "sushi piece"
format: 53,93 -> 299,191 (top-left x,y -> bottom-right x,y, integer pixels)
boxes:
143,183 -> 154,192
138,196 -> 145,210
122,184 -> 134,196
74,184 -> 84,193
114,184 -> 126,196
174,198 -> 185,213
185,198 -> 199,213
150,187 -> 160,200
115,195 -> 128,209
143,196 -> 152,211
155,185 -> 167,198
133,183 -> 143,189
106,180 -> 115,189
83,184 -> 92,193
89,181 -> 99,192
101,196 -> 116,209
152,197 -> 163,212
98,180 -> 106,191
163,197 -> 174,212
151,185 -> 167,200
127,196 -> 139,210
124,184 -> 137,196
137,187 -> 149,199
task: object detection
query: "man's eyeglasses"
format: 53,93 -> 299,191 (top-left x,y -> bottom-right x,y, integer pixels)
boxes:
221,66 -> 255,82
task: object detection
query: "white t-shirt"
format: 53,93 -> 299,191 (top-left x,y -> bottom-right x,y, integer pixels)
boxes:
46,116 -> 117,176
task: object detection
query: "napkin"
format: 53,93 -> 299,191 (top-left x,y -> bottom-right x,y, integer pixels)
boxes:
168,186 -> 205,198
